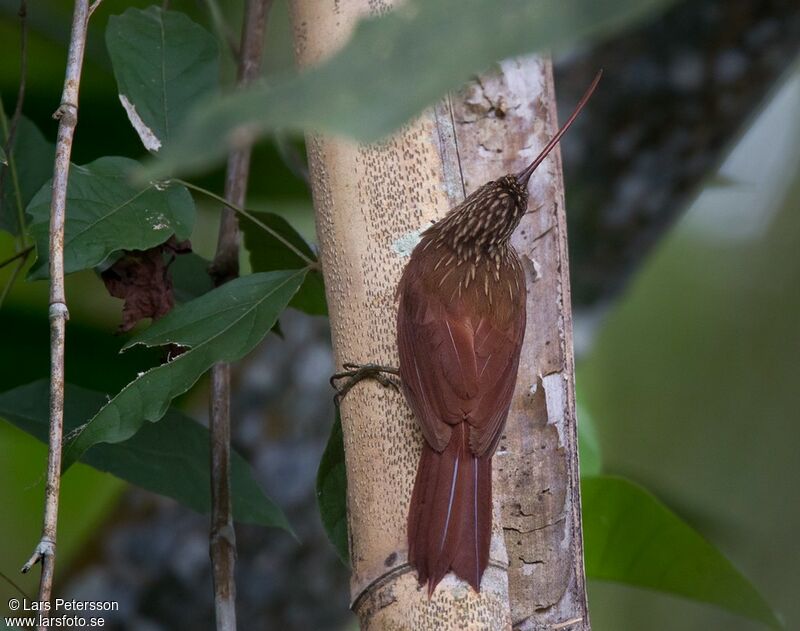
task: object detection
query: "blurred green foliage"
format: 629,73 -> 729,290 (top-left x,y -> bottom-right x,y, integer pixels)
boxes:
580,65 -> 800,630
0,381 -> 291,530
143,0 -> 680,178
582,476 -> 780,629
0,421 -> 123,611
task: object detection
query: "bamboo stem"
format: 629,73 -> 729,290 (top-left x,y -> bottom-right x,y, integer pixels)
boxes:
288,2 -> 513,628
288,3 -> 589,628
19,2 -> 92,627
208,2 -> 272,630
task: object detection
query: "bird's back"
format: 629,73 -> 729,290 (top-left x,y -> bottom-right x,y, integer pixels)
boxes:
397,236 -> 526,455
397,235 -> 526,593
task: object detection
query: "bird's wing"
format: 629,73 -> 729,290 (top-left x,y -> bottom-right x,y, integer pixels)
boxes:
397,263 -> 525,456
397,275 -> 462,451
468,307 -> 525,456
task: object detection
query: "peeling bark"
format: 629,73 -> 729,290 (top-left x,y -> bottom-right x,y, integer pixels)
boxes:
289,3 -> 587,629
447,59 -> 590,631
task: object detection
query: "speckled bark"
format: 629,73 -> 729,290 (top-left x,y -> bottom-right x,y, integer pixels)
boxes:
289,3 -> 587,629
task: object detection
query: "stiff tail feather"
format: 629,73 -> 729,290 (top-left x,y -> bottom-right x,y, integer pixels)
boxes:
407,423 -> 491,595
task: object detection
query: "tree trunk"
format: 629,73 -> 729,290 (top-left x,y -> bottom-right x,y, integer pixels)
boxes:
461,61 -> 591,631
289,3 -> 589,629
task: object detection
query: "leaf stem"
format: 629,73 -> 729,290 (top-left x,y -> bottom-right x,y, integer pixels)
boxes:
0,568 -> 30,601
20,1 -> 92,619
0,245 -> 33,309
174,178 -> 317,269
0,244 -> 33,270
0,256 -> 25,309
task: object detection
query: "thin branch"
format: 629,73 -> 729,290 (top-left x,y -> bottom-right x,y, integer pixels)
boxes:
88,0 -> 103,18
0,256 -> 26,309
0,245 -> 34,308
174,178 -> 317,269
0,1 -> 33,312
0,115 -> 26,284
0,0 -> 30,247
3,0 -> 27,166
0,569 -> 30,601
0,244 -> 33,270
208,2 -> 273,630
20,1 -> 91,621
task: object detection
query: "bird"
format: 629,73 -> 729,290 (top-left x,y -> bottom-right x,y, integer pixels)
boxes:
398,71 -> 602,595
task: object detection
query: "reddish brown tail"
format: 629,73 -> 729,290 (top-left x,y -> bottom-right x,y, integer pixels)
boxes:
407,423 -> 492,594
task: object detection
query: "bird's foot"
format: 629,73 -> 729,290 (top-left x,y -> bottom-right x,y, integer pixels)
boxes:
330,362 -> 400,406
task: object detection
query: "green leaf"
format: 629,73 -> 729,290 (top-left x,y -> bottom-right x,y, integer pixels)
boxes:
0,380 -> 290,530
106,6 -> 219,153
0,113 -> 55,236
241,211 -> 327,315
317,411 -> 349,565
577,402 -> 602,477
26,156 -> 195,279
315,443 -> 780,626
582,475 -> 782,629
290,272 -> 326,316
142,0 -> 677,179
171,251 -> 215,303
62,269 -> 307,469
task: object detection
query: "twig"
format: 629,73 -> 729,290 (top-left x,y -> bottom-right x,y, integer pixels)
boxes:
2,0 -> 28,164
0,256 -> 26,309
0,244 -> 33,270
0,245 -> 33,308
208,2 -> 272,630
174,179 -> 317,269
20,1 -> 91,622
0,568 -> 30,601
0,0 -> 30,246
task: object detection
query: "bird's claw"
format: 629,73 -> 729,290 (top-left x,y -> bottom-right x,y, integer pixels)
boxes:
330,362 -> 400,406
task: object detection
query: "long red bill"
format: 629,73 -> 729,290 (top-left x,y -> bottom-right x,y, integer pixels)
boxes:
516,69 -> 603,187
